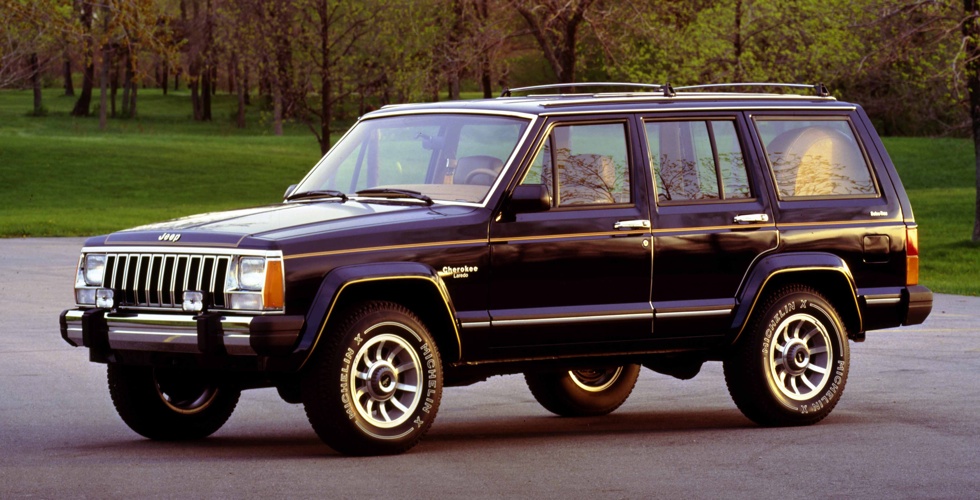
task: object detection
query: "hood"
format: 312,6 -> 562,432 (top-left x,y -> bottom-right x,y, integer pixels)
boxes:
95,200 -> 457,248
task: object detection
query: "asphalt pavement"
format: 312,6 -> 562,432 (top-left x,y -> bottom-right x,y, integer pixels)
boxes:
0,238 -> 977,498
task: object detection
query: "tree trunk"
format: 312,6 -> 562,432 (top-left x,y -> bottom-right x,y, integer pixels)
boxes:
99,46 -> 110,130
477,0 -> 493,98
162,57 -> 169,96
63,52 -> 74,97
71,3 -> 95,117
114,49 -> 122,118
190,75 -> 202,120
30,53 -> 42,116
480,55 -> 492,98
319,3 -> 331,154
273,85 -> 284,136
123,51 -> 136,118
243,65 -> 251,105
733,0 -> 744,81
233,53 -> 245,128
966,1 -> 980,242
129,82 -> 138,118
202,68 -> 213,121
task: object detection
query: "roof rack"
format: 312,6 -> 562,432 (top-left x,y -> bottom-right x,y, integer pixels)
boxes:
499,81 -> 831,99
674,82 -> 831,97
500,82 -> 674,98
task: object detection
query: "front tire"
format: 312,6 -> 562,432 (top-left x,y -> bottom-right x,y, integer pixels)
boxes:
301,301 -> 442,456
724,285 -> 849,426
525,364 -> 640,417
107,365 -> 241,440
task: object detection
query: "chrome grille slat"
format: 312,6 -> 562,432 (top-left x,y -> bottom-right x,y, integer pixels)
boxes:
100,252 -> 231,310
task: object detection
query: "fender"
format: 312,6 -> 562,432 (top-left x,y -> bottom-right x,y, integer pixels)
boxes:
280,262 -> 461,371
730,252 -> 861,343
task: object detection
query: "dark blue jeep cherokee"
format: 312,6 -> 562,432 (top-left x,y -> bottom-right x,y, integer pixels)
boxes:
61,83 -> 932,455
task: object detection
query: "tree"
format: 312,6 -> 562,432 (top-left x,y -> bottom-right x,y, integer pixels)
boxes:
964,1 -> 980,241
508,0 -> 598,84
216,0 -> 262,128
181,0 -> 217,121
289,0 -> 380,152
0,0 -> 74,115
71,0 -> 97,117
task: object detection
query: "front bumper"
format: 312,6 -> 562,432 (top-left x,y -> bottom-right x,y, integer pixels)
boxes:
60,309 -> 305,357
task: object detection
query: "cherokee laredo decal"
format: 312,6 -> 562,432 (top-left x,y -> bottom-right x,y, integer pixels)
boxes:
438,265 -> 478,279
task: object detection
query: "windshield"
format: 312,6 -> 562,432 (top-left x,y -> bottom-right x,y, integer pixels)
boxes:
295,113 -> 531,204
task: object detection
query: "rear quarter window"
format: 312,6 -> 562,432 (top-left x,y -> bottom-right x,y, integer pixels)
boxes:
756,118 -> 878,199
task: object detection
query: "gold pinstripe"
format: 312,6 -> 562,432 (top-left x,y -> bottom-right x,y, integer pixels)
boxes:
299,275 -> 462,370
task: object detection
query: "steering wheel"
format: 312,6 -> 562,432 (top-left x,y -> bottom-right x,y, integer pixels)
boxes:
462,168 -> 499,185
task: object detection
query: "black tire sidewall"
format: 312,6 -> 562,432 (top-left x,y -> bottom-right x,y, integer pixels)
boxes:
526,364 -> 640,417
107,364 -> 240,440
728,286 -> 849,425
303,302 -> 442,455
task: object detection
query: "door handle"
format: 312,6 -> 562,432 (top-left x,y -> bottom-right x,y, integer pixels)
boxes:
614,219 -> 651,230
733,213 -> 769,224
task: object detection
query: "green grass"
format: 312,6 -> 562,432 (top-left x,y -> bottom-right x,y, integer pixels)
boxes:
882,137 -> 980,295
0,89 -> 325,235
1,89 -> 978,295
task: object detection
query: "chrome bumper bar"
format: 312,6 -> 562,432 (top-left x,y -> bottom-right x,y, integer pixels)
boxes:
60,309 -> 304,357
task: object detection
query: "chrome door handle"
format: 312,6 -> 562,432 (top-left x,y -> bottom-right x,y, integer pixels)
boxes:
733,213 -> 769,224
614,219 -> 651,230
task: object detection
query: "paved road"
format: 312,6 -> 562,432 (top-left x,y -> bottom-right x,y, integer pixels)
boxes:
1,238 -> 977,498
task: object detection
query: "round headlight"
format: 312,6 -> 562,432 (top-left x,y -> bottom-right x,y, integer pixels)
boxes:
238,257 -> 266,291
83,254 -> 107,286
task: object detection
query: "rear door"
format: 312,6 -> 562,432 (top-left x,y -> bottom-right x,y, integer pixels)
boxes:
641,112 -> 778,339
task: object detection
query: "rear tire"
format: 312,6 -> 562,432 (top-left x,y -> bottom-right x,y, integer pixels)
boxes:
724,285 -> 849,426
525,364 -> 640,417
107,365 -> 240,440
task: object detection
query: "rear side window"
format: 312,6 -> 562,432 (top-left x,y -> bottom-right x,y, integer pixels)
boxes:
645,120 -> 751,204
756,118 -> 878,199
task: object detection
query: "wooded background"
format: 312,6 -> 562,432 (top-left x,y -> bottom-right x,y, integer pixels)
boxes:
4,1 -> 980,238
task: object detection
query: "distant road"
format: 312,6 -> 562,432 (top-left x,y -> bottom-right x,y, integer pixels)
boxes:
1,238 -> 977,497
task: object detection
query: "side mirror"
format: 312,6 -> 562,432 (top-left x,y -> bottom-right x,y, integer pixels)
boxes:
506,184 -> 551,214
283,184 -> 298,200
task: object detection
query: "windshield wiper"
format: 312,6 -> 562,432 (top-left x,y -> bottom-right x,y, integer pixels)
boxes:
286,189 -> 348,202
355,188 -> 434,205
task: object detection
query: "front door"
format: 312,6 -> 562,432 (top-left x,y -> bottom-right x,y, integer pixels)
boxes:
485,116 -> 654,358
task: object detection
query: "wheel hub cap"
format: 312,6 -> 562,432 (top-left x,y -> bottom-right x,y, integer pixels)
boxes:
767,312 -> 834,401
367,362 -> 398,402
783,341 -> 811,375
349,329 -> 424,429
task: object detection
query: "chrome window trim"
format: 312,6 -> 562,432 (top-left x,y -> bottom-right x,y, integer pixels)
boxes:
292,111 -> 541,210
492,312 -> 652,327
366,107 -> 539,121
655,308 -> 733,319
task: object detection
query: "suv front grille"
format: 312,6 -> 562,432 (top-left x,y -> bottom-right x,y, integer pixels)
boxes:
103,253 -> 231,309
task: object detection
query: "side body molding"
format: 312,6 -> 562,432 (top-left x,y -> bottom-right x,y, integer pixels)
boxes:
730,252 -> 861,343
286,262 -> 461,371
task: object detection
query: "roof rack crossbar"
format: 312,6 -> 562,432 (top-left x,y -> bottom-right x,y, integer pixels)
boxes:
673,82 -> 831,97
500,82 -> 667,98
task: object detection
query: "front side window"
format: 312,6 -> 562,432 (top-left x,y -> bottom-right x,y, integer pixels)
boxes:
295,113 -> 530,204
756,118 -> 877,199
646,120 -> 751,203
521,122 -> 631,207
